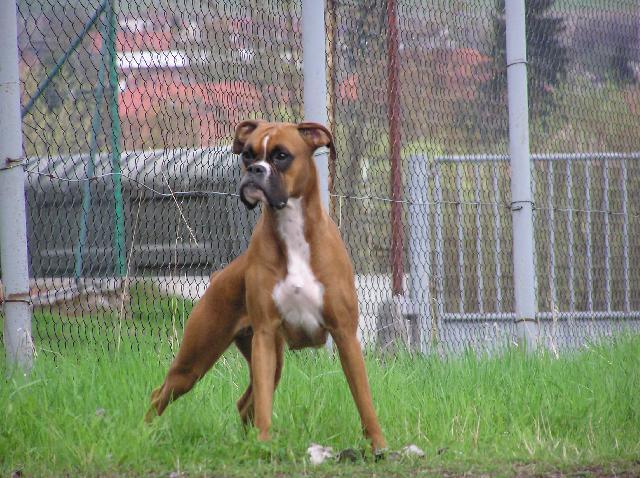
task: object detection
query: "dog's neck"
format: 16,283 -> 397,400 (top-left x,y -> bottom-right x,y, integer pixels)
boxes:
263,160 -> 324,239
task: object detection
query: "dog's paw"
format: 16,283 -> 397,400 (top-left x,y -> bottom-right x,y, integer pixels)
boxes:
337,448 -> 363,464
143,407 -> 157,424
374,447 -> 388,461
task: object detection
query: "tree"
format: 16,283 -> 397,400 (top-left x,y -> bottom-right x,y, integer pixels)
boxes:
22,62 -> 95,157
480,0 -> 568,130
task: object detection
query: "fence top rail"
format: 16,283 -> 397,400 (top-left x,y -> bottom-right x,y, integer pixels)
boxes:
434,152 -> 640,163
441,311 -> 640,321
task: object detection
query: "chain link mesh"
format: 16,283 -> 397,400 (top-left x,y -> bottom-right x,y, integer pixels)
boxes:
2,0 -> 639,355
529,0 -> 640,350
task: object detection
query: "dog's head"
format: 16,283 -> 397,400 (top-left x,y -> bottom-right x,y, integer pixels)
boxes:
233,120 -> 334,210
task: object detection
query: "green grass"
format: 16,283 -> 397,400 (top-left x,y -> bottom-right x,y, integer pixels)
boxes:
25,282 -> 195,355
1,335 -> 640,477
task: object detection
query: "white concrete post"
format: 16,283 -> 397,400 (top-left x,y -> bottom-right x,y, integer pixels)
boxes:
302,0 -> 329,211
0,0 -> 34,369
506,0 -> 538,348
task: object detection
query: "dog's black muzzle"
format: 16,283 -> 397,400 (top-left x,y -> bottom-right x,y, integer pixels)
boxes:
239,166 -> 288,210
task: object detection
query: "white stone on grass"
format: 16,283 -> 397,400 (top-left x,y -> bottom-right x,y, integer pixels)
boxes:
307,443 -> 335,465
401,444 -> 425,457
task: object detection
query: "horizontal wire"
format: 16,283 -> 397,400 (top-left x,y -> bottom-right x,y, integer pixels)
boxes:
331,193 -> 640,218
329,192 -> 500,208
25,169 -> 240,198
535,205 -> 639,218
24,169 -> 639,218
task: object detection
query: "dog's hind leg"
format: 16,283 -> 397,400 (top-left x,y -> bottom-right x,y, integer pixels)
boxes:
145,266 -> 245,422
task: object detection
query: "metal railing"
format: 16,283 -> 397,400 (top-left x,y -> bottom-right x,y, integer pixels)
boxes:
402,152 -> 640,352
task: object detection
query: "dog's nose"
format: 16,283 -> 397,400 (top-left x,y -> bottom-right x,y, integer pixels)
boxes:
247,163 -> 267,175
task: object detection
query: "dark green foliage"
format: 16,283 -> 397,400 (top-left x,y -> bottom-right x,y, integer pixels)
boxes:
478,0 -> 568,137
611,43 -> 638,85
339,0 -> 387,69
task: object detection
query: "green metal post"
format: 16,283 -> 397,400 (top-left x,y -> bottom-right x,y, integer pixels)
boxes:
75,15 -> 107,279
21,0 -> 108,118
107,0 -> 126,277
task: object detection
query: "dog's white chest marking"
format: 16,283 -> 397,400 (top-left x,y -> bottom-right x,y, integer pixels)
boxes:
272,198 -> 324,334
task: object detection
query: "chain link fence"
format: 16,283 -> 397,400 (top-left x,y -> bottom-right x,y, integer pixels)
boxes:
2,0 -> 639,355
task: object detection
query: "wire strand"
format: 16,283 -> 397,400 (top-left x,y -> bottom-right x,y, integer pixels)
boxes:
25,169 -> 639,219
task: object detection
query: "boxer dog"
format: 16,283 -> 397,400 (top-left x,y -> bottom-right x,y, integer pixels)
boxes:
145,120 -> 386,453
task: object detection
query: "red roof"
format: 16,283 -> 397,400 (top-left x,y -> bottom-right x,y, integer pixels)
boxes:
338,73 -> 359,101
119,79 -> 262,118
447,48 -> 490,80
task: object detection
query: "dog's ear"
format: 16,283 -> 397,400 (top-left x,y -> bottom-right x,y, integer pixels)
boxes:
232,120 -> 264,154
297,122 -> 336,169
297,122 -> 333,150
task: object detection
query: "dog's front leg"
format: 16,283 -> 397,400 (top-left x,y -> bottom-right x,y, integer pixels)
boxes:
250,323 -> 282,441
236,328 -> 284,427
245,263 -> 284,441
324,283 -> 387,453
332,330 -> 387,453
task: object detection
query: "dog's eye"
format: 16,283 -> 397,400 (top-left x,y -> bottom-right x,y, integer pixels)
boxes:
241,151 -> 253,165
274,151 -> 289,162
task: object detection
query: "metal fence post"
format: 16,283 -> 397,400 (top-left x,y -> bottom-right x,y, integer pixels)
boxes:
506,0 -> 538,348
107,0 -> 126,277
302,0 -> 332,351
75,14 -> 108,280
302,0 -> 329,211
407,156 -> 432,354
0,0 -> 34,369
387,0 -> 404,301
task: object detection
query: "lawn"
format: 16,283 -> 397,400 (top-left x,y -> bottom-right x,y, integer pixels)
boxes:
27,282 -> 195,355
1,332 -> 639,477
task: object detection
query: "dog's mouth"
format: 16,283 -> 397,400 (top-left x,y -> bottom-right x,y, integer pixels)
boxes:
242,184 -> 267,206
239,179 -> 287,210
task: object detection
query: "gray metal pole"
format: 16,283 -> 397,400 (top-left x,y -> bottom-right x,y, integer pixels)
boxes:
302,0 -> 329,211
407,156 -> 432,354
505,0 -> 538,348
302,0 -> 333,351
0,0 -> 34,369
